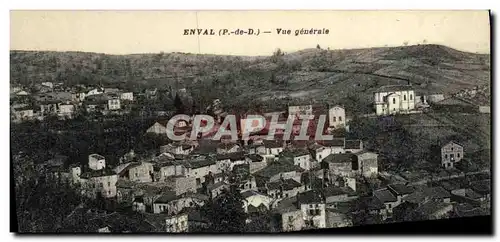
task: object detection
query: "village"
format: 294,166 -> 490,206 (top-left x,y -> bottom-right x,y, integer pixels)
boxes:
10,79 -> 491,233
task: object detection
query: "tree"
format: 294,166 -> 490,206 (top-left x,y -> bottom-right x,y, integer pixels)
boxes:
202,185 -> 247,232
173,93 -> 185,114
316,44 -> 321,50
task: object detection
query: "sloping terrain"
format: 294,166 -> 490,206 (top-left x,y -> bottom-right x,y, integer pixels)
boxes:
10,44 -> 490,114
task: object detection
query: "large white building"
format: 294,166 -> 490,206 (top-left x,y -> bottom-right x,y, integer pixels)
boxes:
373,85 -> 416,116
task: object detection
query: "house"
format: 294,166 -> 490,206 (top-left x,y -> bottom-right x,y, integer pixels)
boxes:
272,197 -> 305,232
108,98 -> 121,110
328,105 -> 346,129
355,151 -> 378,177
79,168 -> 118,199
241,190 -> 274,214
281,149 -> 312,171
114,162 -> 154,183
215,151 -> 247,173
386,183 -> 415,204
237,175 -> 258,192
58,103 -> 75,119
87,87 -> 104,96
324,186 -> 358,204
39,101 -> 60,116
41,82 -> 54,89
120,92 -> 134,101
165,210 -> 209,233
89,154 -> 106,171
297,190 -> 327,229
373,188 -> 398,215
403,186 -> 451,204
441,141 -> 464,169
266,178 -> 305,200
246,154 -> 267,174
166,176 -> 197,196
322,138 -> 346,154
322,153 -> 357,177
160,143 -> 194,155
132,196 -> 147,212
154,159 -> 188,182
153,192 -> 208,215
451,188 -> 486,207
253,160 -> 304,188
308,144 -> 331,162
411,200 -> 453,220
11,106 -> 34,122
185,159 -> 218,188
206,181 -> 230,199
373,85 -> 416,116
325,202 -> 355,228
262,140 -> 284,156
153,191 -> 178,214
344,140 -> 363,153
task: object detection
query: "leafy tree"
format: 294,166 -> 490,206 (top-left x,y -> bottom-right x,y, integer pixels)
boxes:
173,93 -> 185,114
201,185 -> 247,232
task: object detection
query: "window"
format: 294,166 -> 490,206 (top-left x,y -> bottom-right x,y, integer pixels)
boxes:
404,95 -> 407,101
388,204 -> 391,209
309,204 -> 313,208
451,147 -> 454,151
338,116 -> 342,121
457,153 -> 460,158
445,154 -> 448,159
410,94 -> 413,100
333,117 -> 336,122
107,181 -> 110,187
393,98 -> 396,104
450,154 -> 454,158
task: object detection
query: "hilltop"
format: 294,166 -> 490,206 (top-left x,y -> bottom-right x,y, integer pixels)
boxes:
10,44 -> 490,114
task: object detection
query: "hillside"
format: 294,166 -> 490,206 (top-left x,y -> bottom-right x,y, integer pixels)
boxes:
10,44 -> 490,114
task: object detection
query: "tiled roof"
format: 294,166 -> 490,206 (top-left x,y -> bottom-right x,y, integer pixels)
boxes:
323,153 -> 357,164
387,184 -> 415,196
154,191 -> 178,204
297,190 -> 324,204
253,160 -> 304,178
80,168 -> 117,179
267,178 -> 303,191
373,188 -> 397,203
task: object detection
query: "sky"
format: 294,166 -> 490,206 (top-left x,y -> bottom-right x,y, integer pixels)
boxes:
10,10 -> 490,56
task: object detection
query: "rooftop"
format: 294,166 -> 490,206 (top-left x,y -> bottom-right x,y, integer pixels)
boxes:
323,153 -> 357,164
297,190 -> 324,204
267,178 -> 303,191
253,160 -> 304,178
387,183 -> 415,196
373,188 -> 397,203
154,191 -> 178,204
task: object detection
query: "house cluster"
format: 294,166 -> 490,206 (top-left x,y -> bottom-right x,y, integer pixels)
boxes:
146,103 -> 349,141
10,82 -> 135,123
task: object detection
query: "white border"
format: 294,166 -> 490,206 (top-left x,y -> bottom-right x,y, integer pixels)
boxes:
2,1 -> 498,242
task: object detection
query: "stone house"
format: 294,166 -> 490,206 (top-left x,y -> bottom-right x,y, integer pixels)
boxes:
328,105 -> 346,129
114,161 -> 154,183
441,141 -> 464,169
